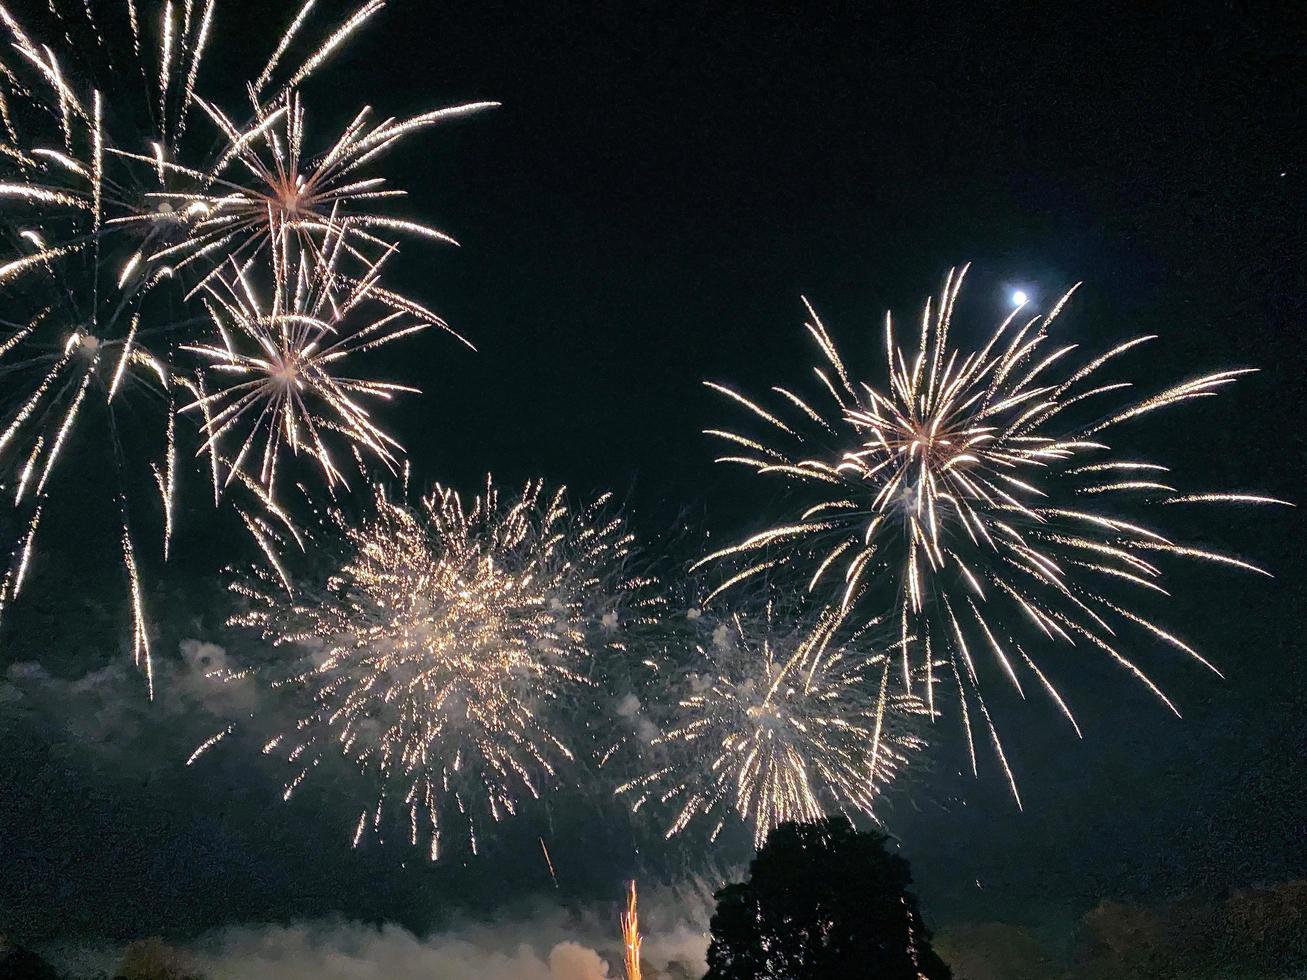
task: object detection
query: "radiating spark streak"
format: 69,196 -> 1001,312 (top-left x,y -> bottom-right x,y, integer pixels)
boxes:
176,0 -> 214,137
1079,481 -> 1176,494
691,523 -> 834,570
254,0 -> 318,96
1017,647 -> 1081,738
702,559 -> 781,605
107,313 -> 141,400
0,245 -> 79,283
35,351 -> 97,495
237,508 -> 292,593
978,695 -> 1021,810
539,837 -> 558,888
159,405 -> 176,559
14,437 -> 44,505
1089,369 -> 1258,433
121,519 -> 154,700
1069,461 -> 1170,474
158,2 -> 175,131
1130,541 -> 1272,576
703,429 -> 784,459
116,251 -> 143,288
704,382 -> 796,436
283,0 -> 384,92
1164,493 -> 1293,506
700,267 -> 1283,797
186,725 -> 232,765
0,182 -> 88,206
10,505 -> 42,599
1096,598 -> 1223,678
868,656 -> 890,778
808,538 -> 855,592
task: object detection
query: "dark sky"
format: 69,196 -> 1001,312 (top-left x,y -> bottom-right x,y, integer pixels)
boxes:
2,0 -> 1304,957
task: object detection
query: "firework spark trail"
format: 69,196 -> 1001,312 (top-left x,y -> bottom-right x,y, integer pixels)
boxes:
622,879 -> 643,980
614,601 -> 926,848
539,836 -> 559,888
698,266 -> 1289,791
902,895 -> 929,980
227,477 -> 650,857
186,724 -> 233,766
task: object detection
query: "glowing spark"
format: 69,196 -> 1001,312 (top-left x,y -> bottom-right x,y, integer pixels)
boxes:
1165,493 -> 1292,506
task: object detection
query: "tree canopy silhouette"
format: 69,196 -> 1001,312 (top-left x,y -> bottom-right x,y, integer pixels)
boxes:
704,818 -> 951,980
0,937 -> 59,980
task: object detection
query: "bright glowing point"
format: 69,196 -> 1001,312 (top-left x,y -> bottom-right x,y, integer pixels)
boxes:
1011,289 -> 1029,306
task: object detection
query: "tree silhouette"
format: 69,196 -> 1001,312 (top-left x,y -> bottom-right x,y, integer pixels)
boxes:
704,818 -> 951,980
0,937 -> 59,980
1070,882 -> 1307,980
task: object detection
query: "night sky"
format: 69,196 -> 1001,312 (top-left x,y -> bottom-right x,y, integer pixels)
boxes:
2,0 -> 1304,965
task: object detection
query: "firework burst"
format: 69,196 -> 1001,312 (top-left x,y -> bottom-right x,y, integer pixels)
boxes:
140,90 -> 497,297
698,266 -> 1289,798
0,1 -> 489,677
614,601 -> 926,848
0,0 -> 398,294
227,476 -> 649,858
181,221 -> 465,495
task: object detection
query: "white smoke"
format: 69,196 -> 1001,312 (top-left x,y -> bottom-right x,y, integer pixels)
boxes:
2,638 -> 254,722
176,911 -> 708,980
186,922 -> 608,980
0,638 -> 265,775
8,650 -> 717,980
614,692 -> 661,743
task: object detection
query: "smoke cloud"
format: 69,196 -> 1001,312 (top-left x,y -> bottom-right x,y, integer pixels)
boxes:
143,910 -> 708,980
6,647 -> 715,980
